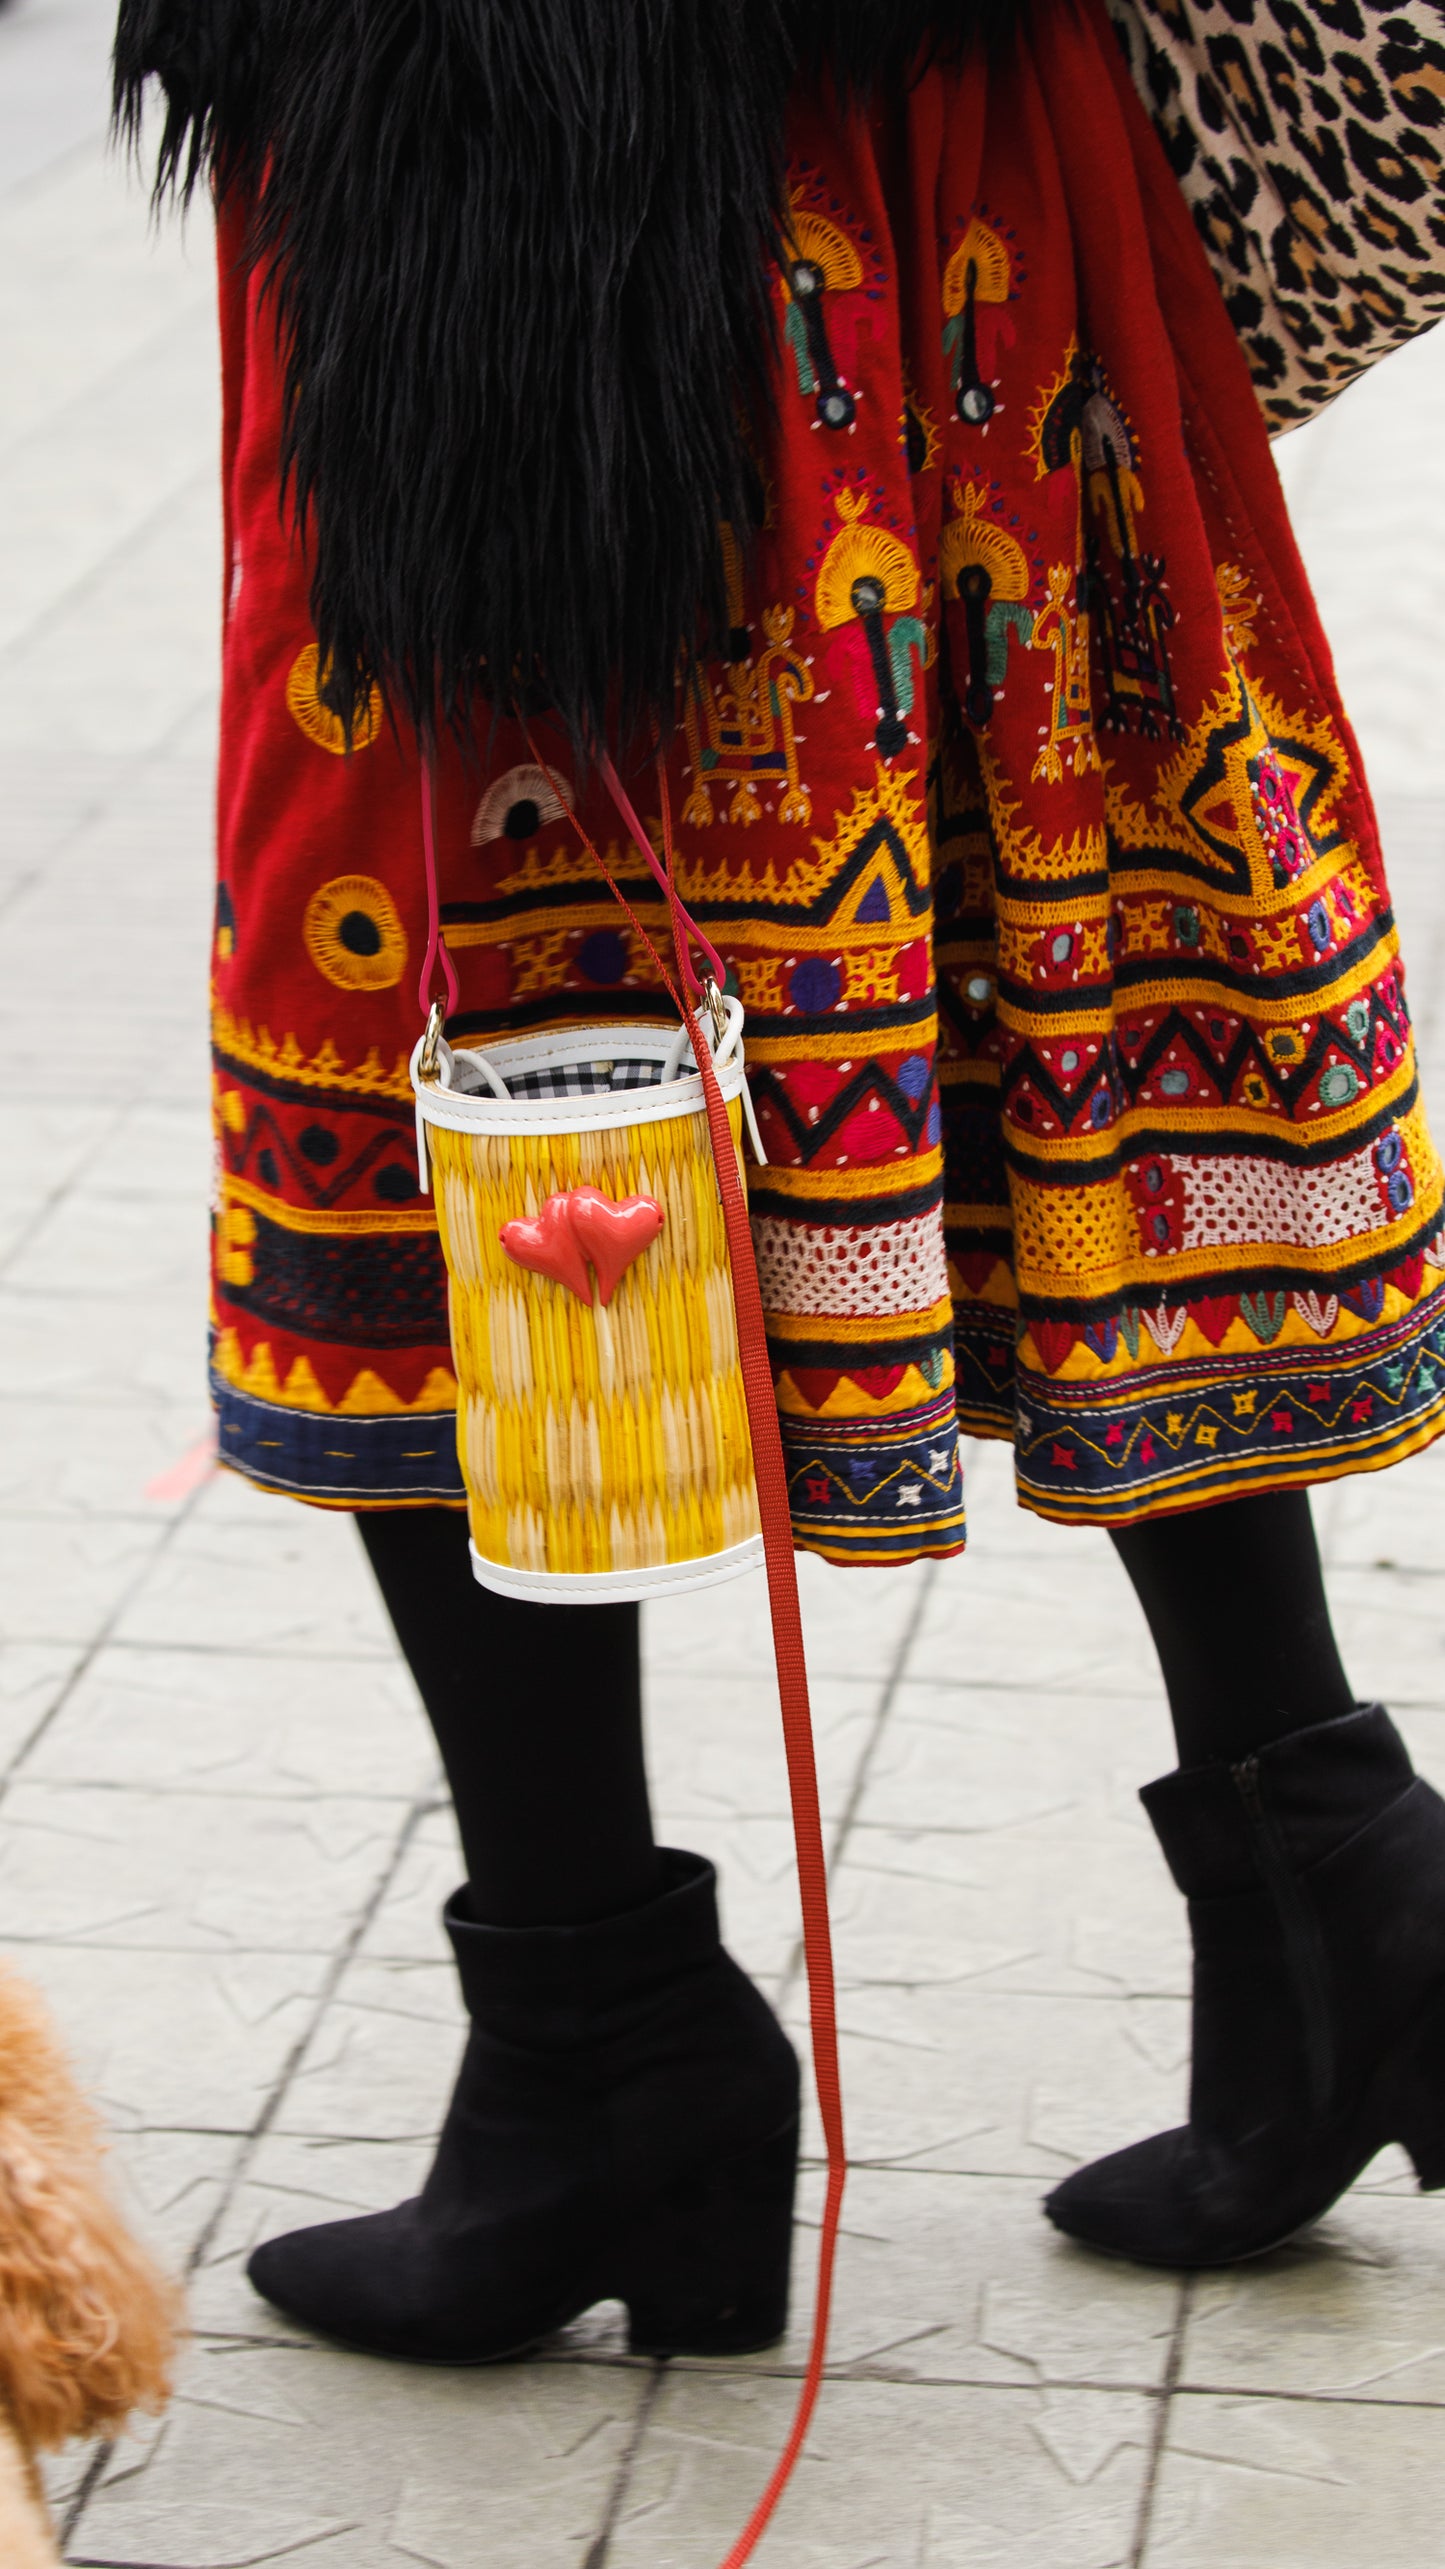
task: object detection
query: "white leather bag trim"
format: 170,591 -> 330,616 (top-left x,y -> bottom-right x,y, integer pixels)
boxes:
411,997 -> 748,1139
468,1531 -> 764,1604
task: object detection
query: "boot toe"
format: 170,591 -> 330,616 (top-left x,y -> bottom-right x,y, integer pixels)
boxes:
247,2198 -> 597,2362
248,2207 -> 430,2354
1044,2128 -> 1212,2267
246,2224 -> 310,2320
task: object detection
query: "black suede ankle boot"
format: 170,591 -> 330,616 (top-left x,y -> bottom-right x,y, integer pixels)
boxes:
248,1850 -> 800,2359
1046,1706 -> 1445,2267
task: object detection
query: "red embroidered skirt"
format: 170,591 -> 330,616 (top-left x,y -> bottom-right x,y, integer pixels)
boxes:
208,0 -> 1445,1561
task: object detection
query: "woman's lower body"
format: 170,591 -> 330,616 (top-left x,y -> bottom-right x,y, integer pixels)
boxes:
215,0 -> 1445,2333
244,1482 -> 1445,2348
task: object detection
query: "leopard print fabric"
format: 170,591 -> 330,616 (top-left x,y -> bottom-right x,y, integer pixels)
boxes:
1107,0 -> 1445,429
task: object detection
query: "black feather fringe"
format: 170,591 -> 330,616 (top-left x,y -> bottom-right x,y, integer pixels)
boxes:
115,0 -> 1013,752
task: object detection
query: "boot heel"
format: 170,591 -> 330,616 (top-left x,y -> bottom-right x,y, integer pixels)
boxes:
622,2117 -> 800,2358
1392,1990 -> 1445,2190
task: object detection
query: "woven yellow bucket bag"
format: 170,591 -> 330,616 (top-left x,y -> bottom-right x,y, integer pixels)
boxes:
413,998 -> 765,1601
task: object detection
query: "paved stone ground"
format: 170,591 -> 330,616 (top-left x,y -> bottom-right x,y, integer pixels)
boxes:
5,4 -> 1445,2562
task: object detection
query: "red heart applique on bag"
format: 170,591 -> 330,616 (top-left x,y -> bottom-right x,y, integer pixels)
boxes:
499,1186 -> 664,1305
498,1192 -> 595,1303
566,1186 -> 665,1305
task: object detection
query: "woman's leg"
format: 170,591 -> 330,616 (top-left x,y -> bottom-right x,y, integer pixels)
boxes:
246,1504 -> 799,2361
356,1506 -> 659,1926
1109,1487 -> 1356,1766
1048,1483 -> 1445,2265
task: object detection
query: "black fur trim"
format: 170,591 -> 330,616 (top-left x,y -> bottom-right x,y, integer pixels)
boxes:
115,0 -> 1015,752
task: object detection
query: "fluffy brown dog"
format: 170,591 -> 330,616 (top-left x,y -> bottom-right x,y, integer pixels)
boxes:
0,1963 -> 178,2565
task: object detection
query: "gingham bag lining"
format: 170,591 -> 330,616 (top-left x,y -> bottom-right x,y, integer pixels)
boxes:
450,1054 -> 665,1102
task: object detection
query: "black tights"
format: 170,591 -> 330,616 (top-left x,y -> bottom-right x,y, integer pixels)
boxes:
357,1486 -> 1356,1925
357,1508 -> 659,1929
1110,1487 -> 1354,1768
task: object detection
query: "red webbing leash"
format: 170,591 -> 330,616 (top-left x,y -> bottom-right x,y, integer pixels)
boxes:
655,769 -> 847,2569
507,735 -> 848,2568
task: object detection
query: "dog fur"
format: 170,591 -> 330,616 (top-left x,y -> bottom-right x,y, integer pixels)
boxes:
0,1963 -> 178,2564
